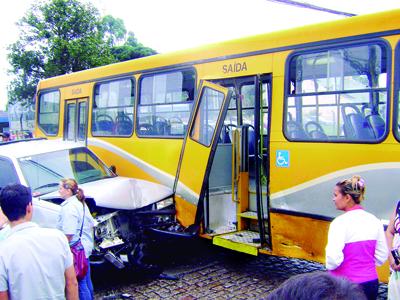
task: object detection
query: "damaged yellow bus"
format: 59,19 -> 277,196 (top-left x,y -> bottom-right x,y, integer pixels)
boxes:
35,9 -> 400,280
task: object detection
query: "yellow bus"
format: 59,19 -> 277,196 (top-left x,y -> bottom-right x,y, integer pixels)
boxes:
35,9 -> 400,279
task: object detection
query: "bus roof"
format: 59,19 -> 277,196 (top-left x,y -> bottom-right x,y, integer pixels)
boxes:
37,9 -> 400,90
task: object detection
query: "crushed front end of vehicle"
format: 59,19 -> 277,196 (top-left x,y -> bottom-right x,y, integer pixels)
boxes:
90,196 -> 177,270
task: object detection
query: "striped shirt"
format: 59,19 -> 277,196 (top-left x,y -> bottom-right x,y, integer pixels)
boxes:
325,205 -> 388,283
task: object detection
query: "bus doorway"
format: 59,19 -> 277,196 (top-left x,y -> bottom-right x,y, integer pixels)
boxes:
207,75 -> 271,254
63,98 -> 88,142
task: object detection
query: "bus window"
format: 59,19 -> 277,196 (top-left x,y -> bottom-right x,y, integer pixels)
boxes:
190,87 -> 225,147
92,78 -> 134,137
225,86 -> 238,127
241,82 -> 269,134
285,43 -> 388,142
394,41 -> 400,142
138,69 -> 195,137
38,90 -> 60,135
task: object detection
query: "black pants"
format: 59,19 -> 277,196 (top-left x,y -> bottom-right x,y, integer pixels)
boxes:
359,279 -> 379,300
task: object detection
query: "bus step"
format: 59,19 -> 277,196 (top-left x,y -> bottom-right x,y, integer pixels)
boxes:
239,211 -> 268,220
213,230 -> 261,256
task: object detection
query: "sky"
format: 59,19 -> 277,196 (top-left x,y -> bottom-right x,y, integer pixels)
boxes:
0,0 -> 399,111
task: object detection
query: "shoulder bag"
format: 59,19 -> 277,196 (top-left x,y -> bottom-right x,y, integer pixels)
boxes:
70,203 -> 89,280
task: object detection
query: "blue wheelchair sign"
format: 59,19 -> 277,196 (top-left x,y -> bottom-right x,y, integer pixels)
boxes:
276,150 -> 290,168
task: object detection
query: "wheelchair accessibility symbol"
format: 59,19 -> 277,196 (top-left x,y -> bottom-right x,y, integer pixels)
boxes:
276,150 -> 290,168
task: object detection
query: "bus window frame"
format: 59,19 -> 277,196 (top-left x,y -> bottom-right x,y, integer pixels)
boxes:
91,76 -> 135,138
189,86 -> 229,148
37,89 -> 61,137
136,67 -> 197,139
283,39 -> 391,144
392,40 -> 400,142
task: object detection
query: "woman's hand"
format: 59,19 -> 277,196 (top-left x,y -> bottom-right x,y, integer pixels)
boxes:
390,254 -> 400,271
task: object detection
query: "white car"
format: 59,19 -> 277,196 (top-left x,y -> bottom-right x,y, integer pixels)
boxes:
0,139 -> 174,269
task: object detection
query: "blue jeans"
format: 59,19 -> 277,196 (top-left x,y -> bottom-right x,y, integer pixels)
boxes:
79,263 -> 94,300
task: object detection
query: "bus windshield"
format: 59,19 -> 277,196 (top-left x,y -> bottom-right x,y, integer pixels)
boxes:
18,147 -> 115,196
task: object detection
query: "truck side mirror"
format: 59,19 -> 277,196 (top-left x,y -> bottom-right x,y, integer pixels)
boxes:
109,165 -> 116,174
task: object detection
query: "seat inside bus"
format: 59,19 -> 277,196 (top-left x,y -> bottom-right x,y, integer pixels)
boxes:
113,114 -> 133,135
366,113 -> 385,139
304,121 -> 328,139
341,104 -> 376,140
94,114 -> 114,134
286,120 -> 308,140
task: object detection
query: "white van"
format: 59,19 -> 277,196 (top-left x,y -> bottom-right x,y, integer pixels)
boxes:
0,139 -> 175,268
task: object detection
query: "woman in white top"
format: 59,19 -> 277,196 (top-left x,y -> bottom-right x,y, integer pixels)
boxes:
325,175 -> 387,300
58,178 -> 94,300
0,208 -> 10,241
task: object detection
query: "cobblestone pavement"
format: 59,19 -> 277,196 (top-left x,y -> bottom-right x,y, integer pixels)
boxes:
93,239 -> 387,299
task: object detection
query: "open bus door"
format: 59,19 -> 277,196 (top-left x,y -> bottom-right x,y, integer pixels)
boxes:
208,75 -> 271,256
174,81 -> 232,232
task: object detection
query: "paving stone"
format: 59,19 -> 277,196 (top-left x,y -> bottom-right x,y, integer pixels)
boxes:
93,239 -> 388,300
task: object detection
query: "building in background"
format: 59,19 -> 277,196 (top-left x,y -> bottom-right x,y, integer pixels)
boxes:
0,111 -> 9,134
7,102 -> 35,139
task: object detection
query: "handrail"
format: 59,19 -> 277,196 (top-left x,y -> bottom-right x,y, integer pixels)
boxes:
231,128 -> 240,203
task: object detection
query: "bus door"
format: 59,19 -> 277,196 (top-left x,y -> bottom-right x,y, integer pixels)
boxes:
175,81 -> 232,231
64,98 -> 88,142
209,75 -> 271,255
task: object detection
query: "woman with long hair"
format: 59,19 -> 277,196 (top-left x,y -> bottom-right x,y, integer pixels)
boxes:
58,178 -> 94,300
325,175 -> 387,300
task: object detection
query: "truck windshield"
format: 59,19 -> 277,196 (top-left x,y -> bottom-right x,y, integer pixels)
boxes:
18,147 -> 115,195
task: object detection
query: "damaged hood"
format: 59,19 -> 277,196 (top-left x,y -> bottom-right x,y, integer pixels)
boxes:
43,177 -> 173,210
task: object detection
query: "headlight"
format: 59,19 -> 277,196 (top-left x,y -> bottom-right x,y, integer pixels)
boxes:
94,211 -> 125,249
156,198 -> 174,210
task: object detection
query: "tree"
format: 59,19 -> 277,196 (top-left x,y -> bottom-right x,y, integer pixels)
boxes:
7,0 -> 156,106
100,15 -> 127,47
111,32 -> 157,62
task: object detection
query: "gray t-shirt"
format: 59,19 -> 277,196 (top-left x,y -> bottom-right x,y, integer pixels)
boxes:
0,222 -> 73,300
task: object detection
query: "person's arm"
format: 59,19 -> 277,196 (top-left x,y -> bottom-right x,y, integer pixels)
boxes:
65,265 -> 78,300
374,220 -> 388,266
325,219 -> 346,270
59,204 -> 80,244
0,257 -> 8,300
385,207 -> 400,271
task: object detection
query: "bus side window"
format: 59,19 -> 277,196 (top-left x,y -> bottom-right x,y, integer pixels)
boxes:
92,78 -> 134,137
137,68 -> 195,138
38,90 -> 60,136
285,42 -> 388,143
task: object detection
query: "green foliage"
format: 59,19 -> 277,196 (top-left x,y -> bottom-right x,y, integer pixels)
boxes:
8,0 -> 157,106
111,31 -> 157,62
100,15 -> 127,47
111,35 -> 157,62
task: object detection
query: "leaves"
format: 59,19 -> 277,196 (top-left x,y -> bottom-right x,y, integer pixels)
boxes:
8,0 -> 156,106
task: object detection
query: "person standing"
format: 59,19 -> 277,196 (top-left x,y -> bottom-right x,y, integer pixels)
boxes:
325,175 -> 388,300
385,199 -> 400,299
0,183 -> 78,300
58,178 -> 95,300
0,133 -> 10,142
0,209 -> 10,241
